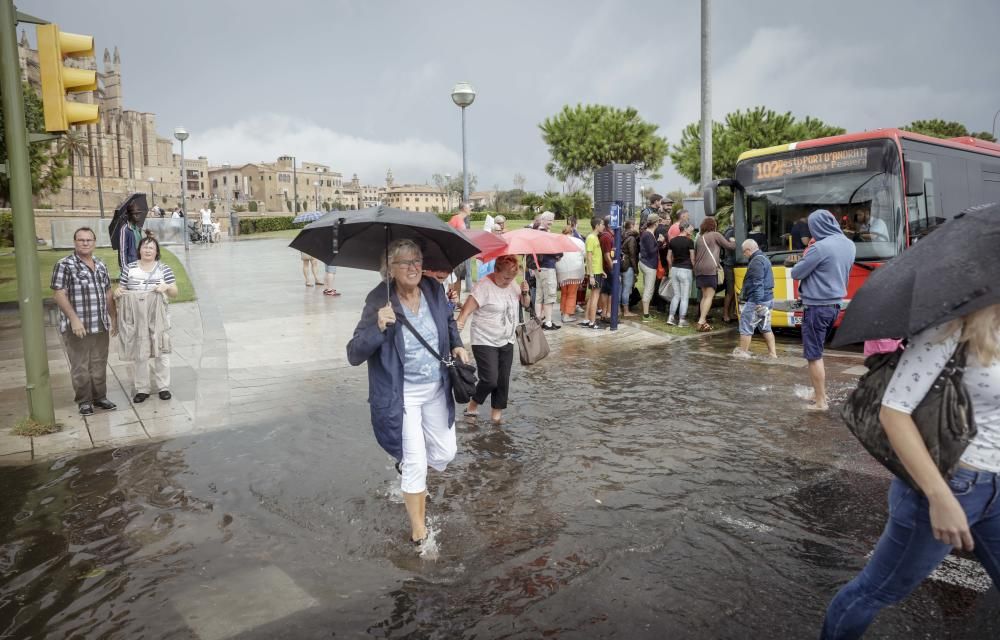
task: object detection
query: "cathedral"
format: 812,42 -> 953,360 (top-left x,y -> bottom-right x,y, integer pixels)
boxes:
17,32 -> 205,211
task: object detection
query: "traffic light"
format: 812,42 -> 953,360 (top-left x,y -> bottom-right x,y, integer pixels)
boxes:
36,24 -> 99,132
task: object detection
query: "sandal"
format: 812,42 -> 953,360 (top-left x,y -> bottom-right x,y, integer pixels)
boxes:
304,282 -> 314,287
463,410 -> 478,418
697,322 -> 713,332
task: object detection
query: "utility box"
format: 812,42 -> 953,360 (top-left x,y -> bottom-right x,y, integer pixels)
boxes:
593,163 -> 636,221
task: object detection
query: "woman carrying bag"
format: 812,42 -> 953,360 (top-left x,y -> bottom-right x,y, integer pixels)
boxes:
456,255 -> 531,425
822,304 -> 1000,638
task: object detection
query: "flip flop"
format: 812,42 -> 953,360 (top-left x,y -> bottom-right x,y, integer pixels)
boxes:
463,410 -> 478,418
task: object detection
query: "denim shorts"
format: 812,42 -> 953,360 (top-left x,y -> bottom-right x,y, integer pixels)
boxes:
739,301 -> 772,336
802,305 -> 839,361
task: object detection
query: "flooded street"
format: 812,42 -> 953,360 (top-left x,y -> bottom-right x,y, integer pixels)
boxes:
1,241 -> 997,638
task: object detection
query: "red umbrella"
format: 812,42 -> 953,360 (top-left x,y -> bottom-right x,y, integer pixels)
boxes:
462,229 -> 508,259
477,228 -> 582,262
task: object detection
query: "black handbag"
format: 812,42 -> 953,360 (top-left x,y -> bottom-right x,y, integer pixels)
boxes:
839,342 -> 976,491
397,314 -> 478,404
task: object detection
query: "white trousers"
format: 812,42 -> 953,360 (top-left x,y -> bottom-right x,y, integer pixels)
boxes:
400,380 -> 456,494
132,353 -> 170,394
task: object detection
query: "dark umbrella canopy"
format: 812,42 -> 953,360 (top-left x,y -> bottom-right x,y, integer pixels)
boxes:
109,193 -> 148,250
288,205 -> 480,272
833,202 -> 1000,346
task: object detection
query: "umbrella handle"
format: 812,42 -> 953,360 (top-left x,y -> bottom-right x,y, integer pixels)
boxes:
385,224 -> 390,304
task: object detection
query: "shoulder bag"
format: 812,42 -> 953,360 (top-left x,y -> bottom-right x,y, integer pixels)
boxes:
397,314 -> 478,404
515,306 -> 549,365
839,342 -> 976,491
702,235 -> 724,285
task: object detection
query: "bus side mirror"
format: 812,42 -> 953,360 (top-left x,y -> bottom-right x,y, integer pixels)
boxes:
905,161 -> 924,197
703,185 -> 717,216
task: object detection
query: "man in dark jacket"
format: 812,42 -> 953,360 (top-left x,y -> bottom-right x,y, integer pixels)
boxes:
790,209 -> 856,410
620,219 -> 639,317
733,239 -> 777,359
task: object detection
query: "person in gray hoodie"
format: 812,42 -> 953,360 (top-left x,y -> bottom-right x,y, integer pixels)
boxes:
790,209 -> 856,411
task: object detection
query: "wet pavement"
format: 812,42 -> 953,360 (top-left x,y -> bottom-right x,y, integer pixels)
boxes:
1,238 -> 997,638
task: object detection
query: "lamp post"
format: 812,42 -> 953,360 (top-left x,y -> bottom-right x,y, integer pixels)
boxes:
444,172 -> 451,211
313,180 -> 321,211
451,82 -> 476,204
147,176 -> 155,204
174,127 -> 190,250
223,162 -> 236,237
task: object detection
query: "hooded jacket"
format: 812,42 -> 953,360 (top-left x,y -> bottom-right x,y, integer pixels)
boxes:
790,210 -> 856,305
346,276 -> 461,461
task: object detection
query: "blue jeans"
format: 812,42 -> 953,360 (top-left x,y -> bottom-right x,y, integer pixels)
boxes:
669,268 -> 692,319
621,267 -> 635,307
822,469 -> 1000,639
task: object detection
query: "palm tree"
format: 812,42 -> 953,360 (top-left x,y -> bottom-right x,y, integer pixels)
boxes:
58,129 -> 90,210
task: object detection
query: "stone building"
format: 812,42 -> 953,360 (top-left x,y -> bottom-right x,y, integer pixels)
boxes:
383,184 -> 448,213
17,32 -> 209,213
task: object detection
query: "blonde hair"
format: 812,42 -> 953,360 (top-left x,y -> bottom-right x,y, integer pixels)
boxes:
379,239 -> 422,279
941,303 -> 1000,365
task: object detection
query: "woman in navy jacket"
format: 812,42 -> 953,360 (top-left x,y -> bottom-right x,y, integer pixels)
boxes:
347,239 -> 470,546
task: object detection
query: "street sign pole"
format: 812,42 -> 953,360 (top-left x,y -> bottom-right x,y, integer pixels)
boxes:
0,0 -> 55,424
609,202 -> 622,331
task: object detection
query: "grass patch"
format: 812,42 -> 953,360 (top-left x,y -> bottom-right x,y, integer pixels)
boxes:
0,247 -> 195,304
11,417 -> 60,437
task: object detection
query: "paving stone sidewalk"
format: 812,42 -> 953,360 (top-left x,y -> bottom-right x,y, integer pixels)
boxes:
1,238 -> 675,465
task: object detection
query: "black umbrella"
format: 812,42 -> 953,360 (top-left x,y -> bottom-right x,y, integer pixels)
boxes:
289,205 -> 480,291
109,192 -> 148,249
832,202 -> 1000,346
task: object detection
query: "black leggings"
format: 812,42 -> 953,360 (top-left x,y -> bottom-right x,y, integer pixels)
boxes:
471,344 -> 514,409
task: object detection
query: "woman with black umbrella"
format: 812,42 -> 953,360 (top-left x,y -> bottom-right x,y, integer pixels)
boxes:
823,303 -> 1000,637
347,239 -> 471,548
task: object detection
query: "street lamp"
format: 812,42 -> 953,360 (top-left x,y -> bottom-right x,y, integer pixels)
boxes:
451,81 -> 476,204
313,180 -> 321,211
147,176 -> 155,205
174,126 -> 190,250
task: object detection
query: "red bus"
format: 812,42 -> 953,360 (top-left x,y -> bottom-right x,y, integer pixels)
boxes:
705,128 -> 1000,328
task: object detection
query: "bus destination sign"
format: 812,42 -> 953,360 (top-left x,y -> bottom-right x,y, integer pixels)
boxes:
752,147 -> 869,181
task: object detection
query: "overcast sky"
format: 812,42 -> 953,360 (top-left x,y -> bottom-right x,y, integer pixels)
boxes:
21,0 -> 1000,195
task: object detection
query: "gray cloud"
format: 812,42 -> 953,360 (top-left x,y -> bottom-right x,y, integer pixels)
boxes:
21,0 -> 1000,195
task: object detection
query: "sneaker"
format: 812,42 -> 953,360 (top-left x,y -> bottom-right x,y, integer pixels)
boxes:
591,322 -> 605,330
158,390 -> 172,400
578,321 -> 593,328
642,314 -> 651,322
79,402 -> 94,416
731,348 -> 752,360
93,398 -> 117,410
542,322 -> 561,331
666,317 -> 677,326
678,320 -> 690,328
133,393 -> 149,403
562,316 -> 576,323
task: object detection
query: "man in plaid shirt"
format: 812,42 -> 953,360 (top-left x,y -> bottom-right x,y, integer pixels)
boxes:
51,227 -> 119,415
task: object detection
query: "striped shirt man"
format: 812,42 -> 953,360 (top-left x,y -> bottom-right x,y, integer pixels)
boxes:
50,252 -> 113,334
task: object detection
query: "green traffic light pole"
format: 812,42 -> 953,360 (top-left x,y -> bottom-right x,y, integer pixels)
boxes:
0,0 -> 56,425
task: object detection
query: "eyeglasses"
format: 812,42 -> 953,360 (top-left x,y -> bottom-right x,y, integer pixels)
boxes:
392,258 -> 423,270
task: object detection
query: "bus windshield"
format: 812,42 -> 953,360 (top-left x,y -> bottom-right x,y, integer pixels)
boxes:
733,140 -> 904,262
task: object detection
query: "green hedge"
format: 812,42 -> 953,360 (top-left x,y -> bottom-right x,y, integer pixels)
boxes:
0,211 -> 11,246
239,216 -> 306,234
434,211 -> 533,224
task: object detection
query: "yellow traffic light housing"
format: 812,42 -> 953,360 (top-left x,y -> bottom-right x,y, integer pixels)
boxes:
36,24 -> 99,132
